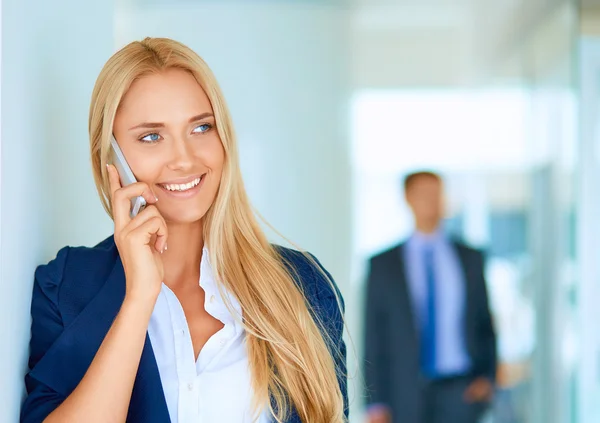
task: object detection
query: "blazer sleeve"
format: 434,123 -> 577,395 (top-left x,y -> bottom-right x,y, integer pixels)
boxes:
307,253 -> 349,420
21,247 -> 70,423
474,250 -> 498,382
363,258 -> 391,407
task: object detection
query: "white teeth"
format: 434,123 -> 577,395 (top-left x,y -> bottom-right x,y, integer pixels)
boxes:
163,177 -> 202,192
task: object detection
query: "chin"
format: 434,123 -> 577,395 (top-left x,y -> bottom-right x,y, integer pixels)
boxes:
162,206 -> 209,225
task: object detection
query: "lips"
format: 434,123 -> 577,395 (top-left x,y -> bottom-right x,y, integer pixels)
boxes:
156,173 -> 207,199
160,176 -> 203,192
158,173 -> 207,191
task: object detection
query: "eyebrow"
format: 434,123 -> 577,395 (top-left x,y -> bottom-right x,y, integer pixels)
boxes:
128,113 -> 215,131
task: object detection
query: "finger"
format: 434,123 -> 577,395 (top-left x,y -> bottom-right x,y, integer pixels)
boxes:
127,208 -> 168,253
113,180 -> 158,208
126,206 -> 167,253
112,182 -> 159,231
107,164 -> 122,197
128,216 -> 168,253
107,164 -> 126,230
137,208 -> 168,253
107,164 -> 158,206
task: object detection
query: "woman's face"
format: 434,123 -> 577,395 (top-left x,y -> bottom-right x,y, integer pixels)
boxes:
112,68 -> 225,225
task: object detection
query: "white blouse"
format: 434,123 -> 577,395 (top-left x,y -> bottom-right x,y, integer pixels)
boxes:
147,248 -> 271,423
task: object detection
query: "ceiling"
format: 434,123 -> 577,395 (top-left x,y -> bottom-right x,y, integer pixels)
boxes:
351,0 -> 577,87
122,0 -> 580,87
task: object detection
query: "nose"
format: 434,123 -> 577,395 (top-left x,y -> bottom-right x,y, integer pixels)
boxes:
167,136 -> 194,171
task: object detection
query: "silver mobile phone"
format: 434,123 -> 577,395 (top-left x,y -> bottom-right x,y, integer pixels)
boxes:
110,135 -> 147,218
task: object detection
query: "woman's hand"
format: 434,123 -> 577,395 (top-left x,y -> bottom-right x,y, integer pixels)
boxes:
107,164 -> 167,302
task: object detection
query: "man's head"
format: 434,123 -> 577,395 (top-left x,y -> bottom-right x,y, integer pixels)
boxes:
403,171 -> 444,232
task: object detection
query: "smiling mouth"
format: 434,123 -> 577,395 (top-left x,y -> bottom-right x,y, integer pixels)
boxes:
159,174 -> 205,192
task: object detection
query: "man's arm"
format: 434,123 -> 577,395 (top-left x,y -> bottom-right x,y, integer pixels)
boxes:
363,258 -> 391,408
463,249 -> 498,404
475,250 -> 498,382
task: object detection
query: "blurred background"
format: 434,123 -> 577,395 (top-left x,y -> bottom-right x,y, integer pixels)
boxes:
3,0 -> 600,422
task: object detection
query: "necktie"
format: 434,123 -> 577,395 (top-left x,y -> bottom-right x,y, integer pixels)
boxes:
421,246 -> 437,378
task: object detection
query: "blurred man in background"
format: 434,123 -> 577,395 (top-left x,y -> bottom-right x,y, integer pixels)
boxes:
364,171 -> 497,423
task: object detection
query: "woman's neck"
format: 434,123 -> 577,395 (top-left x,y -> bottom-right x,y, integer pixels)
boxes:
161,220 -> 204,290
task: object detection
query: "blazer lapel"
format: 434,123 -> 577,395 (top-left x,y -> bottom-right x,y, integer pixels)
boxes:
128,334 -> 171,422
451,241 -> 473,300
393,244 -> 419,340
29,256 -> 169,422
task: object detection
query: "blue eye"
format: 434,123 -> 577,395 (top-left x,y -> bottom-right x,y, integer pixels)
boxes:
140,133 -> 161,143
193,123 -> 212,134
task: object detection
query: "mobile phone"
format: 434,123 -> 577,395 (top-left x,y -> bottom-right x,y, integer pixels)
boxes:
110,135 -> 147,218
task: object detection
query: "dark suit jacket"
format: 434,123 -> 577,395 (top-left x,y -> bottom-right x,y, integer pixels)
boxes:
363,240 -> 497,423
21,236 -> 347,423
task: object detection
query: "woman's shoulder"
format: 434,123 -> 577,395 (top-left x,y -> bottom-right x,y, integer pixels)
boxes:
35,235 -> 118,304
26,236 -> 121,403
273,245 -> 344,313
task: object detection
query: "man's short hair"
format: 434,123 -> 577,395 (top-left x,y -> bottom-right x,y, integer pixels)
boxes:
403,171 -> 442,192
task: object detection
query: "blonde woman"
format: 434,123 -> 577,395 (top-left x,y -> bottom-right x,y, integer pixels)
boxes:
21,38 -> 347,423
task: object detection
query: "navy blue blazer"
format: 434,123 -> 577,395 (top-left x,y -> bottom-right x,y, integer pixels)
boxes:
363,241 -> 496,423
21,236 -> 348,423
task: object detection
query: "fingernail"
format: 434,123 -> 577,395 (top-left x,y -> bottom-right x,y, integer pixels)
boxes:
164,244 -> 168,251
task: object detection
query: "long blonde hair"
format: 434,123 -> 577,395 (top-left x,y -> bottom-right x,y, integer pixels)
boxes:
88,38 -> 345,422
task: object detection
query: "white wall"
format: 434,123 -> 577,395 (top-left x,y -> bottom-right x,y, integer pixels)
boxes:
577,37 -> 600,423
0,1 -> 114,420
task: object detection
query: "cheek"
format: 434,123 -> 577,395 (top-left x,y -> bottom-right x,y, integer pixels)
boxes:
197,138 -> 225,173
128,153 -> 165,183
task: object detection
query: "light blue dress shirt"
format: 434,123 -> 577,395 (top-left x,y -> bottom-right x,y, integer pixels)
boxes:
404,231 -> 472,377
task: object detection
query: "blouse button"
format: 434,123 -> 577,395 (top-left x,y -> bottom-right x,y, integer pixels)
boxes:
187,382 -> 194,391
